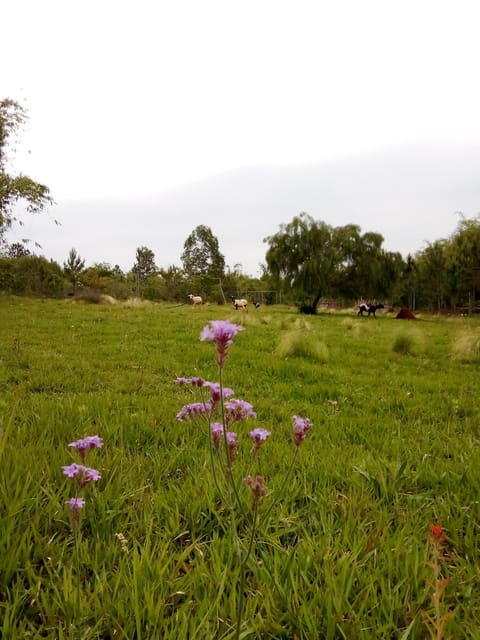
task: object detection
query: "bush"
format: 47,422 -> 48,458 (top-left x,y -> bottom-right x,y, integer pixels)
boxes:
0,256 -> 66,297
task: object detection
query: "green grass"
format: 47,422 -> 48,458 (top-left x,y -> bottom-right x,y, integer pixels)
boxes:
1,296 -> 480,638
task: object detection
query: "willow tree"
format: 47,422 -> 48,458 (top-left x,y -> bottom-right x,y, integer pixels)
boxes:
445,215 -> 480,309
264,212 -> 400,311
415,240 -> 449,310
0,99 -> 53,248
264,213 -> 339,312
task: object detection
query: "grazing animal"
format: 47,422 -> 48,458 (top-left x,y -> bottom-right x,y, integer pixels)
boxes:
188,294 -> 203,308
358,303 -> 385,318
231,296 -> 248,311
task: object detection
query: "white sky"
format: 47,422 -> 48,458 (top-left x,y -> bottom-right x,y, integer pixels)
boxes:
2,0 -> 480,275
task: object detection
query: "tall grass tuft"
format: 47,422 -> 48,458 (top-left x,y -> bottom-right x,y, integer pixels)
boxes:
452,328 -> 480,362
276,329 -> 329,361
392,327 -> 425,355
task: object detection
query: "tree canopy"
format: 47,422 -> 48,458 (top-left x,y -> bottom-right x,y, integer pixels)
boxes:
264,212 -> 403,311
0,99 -> 53,248
132,246 -> 158,280
63,248 -> 85,290
181,225 -> 225,278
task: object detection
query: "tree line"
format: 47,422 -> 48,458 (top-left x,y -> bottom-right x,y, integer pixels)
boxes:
1,98 -> 479,311
264,212 -> 480,313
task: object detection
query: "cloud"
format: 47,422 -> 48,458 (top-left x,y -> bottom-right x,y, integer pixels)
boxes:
16,142 -> 480,276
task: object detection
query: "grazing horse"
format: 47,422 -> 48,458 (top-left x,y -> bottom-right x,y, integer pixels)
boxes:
358,303 -> 385,318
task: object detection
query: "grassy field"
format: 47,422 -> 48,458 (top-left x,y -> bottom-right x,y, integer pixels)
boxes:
1,295 -> 480,639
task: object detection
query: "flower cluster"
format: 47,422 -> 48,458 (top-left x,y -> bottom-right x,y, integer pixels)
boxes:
249,428 -> 272,452
62,463 -> 102,487
68,435 -> 104,462
176,377 -> 236,422
63,435 -> 103,528
200,319 -> 244,367
176,319 -> 313,479
176,332 -> 259,458
292,415 -> 312,446
176,319 -> 313,639
244,475 -> 269,506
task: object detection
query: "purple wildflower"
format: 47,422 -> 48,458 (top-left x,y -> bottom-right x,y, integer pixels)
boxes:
225,399 -> 256,424
68,435 -> 103,461
66,497 -> 86,512
211,422 -> 224,448
202,381 -> 235,403
85,435 -> 103,448
66,496 -> 85,529
62,463 -> 85,478
175,376 -> 206,387
244,475 -> 268,505
176,402 -> 212,421
249,427 -> 271,451
62,463 -> 101,486
200,320 -> 244,367
226,431 -> 238,460
292,415 -> 312,446
80,467 -> 101,487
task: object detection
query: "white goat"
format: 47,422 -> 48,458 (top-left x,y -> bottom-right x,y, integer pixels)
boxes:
231,296 -> 248,311
188,294 -> 203,308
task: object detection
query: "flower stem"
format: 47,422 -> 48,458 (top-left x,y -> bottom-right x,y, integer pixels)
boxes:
218,366 -> 247,521
260,447 -> 299,526
235,499 -> 259,640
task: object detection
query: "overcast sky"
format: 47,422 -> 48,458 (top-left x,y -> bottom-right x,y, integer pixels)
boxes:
2,0 -> 480,276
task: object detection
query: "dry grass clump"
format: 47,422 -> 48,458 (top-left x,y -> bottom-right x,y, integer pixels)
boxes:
276,329 -> 329,361
274,316 -> 312,331
230,313 -> 261,327
342,317 -> 360,333
452,329 -> 480,362
293,317 -> 312,330
277,316 -> 293,330
68,288 -> 102,304
257,313 -> 273,325
392,327 -> 425,355
67,291 -> 118,305
122,297 -> 152,308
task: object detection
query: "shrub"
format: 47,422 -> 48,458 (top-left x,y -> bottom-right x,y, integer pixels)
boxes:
0,256 -> 66,297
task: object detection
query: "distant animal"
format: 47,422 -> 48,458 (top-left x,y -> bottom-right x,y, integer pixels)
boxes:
188,294 -> 203,308
358,303 -> 385,318
253,302 -> 261,309
231,296 -> 248,311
